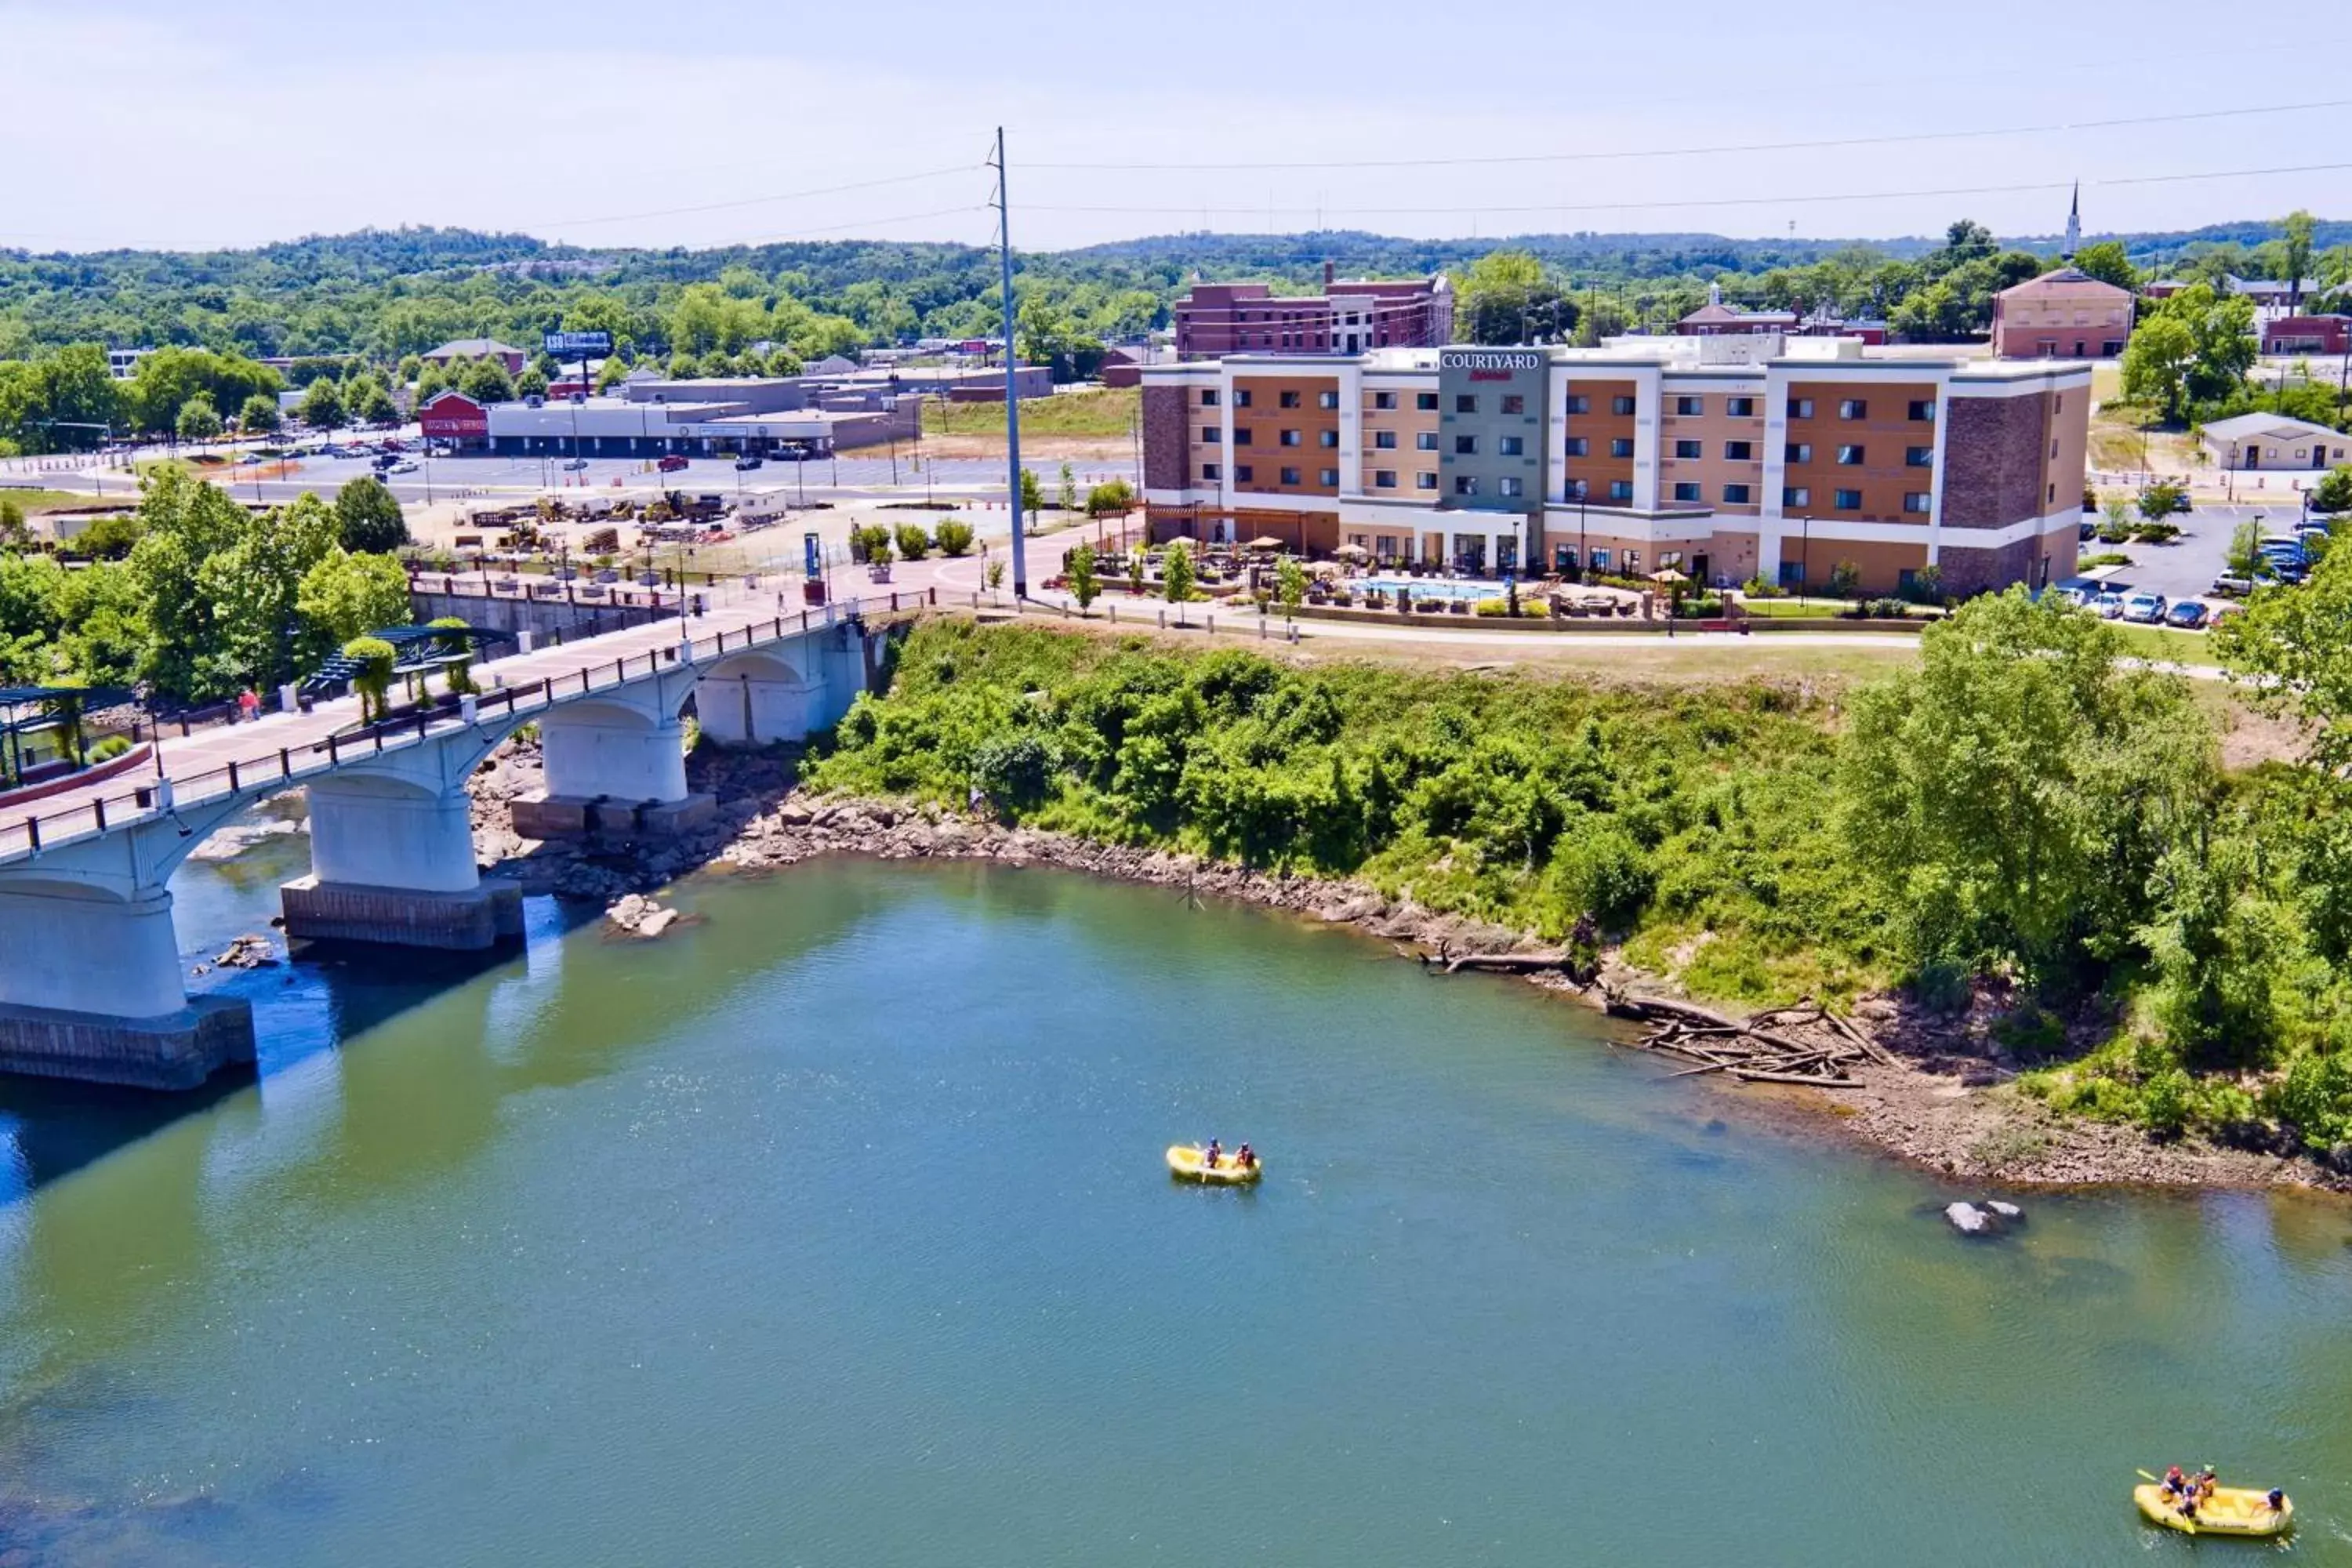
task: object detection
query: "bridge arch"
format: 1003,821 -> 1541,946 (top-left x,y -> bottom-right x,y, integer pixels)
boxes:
537,695 -> 691,805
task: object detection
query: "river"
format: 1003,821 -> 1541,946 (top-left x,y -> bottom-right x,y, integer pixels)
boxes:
0,844 -> 2346,1565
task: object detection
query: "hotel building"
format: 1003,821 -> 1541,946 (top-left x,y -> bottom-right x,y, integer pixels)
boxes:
1139,337 -> 2088,597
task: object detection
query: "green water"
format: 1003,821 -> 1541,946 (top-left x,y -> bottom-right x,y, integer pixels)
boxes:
0,852 -> 2347,1565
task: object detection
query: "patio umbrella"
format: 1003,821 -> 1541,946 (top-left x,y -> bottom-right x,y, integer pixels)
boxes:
1648,568 -> 1690,583
1243,535 -> 1285,550
1333,543 -> 1371,560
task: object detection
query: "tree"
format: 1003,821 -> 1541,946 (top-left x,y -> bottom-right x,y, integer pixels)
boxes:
2225,517 -> 2267,579
1019,466 -> 1043,525
1838,587 -> 2216,991
895,521 -> 931,561
1085,479 -> 1135,517
1058,461 -> 1076,512
458,358 -> 514,404
595,356 -> 633,392
2311,465 -> 2352,515
2138,481 -> 2187,522
2120,314 -> 2195,419
343,636 -> 397,723
1066,540 -> 1100,610
428,616 -> 477,694
933,518 -> 975,556
1276,556 -> 1306,614
334,476 -> 409,554
1827,559 -> 1861,598
1163,538 -> 1195,604
395,353 -> 423,387
2282,209 -> 2317,308
0,497 -> 26,550
2070,241 -> 2137,292
174,393 -> 223,445
297,376 -> 347,431
514,366 -> 550,401
127,466 -> 253,699
298,552 -> 412,675
239,393 -> 281,434
1460,249 -> 1574,345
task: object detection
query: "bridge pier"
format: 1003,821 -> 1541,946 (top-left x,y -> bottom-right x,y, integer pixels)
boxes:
281,726 -> 524,951
511,684 -> 715,840
0,866 -> 254,1091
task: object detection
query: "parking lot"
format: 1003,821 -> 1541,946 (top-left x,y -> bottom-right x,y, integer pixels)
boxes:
2072,501 -> 2324,619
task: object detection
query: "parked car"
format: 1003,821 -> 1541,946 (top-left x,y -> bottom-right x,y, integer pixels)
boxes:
562,457 -> 590,471
2164,600 -> 2209,630
2078,520 -> 2098,542
734,455 -> 763,470
2089,591 -> 2127,619
387,459 -> 419,474
656,454 -> 690,473
2209,573 -> 2256,597
2121,592 -> 2168,623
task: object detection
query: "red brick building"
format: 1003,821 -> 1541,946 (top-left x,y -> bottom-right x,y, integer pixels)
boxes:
2263,315 -> 2352,355
1174,265 -> 1451,358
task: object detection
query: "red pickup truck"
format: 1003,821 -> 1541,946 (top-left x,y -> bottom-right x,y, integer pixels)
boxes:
656,454 -> 689,473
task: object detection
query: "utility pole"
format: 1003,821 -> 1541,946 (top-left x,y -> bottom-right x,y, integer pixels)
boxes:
993,125 -> 1028,597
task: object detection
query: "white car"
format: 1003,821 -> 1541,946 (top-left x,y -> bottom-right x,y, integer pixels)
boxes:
2089,591 -> 2127,619
387,459 -> 419,474
2120,592 -> 2167,624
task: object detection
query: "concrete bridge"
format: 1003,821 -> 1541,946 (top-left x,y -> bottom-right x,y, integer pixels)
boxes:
0,586 -> 926,1091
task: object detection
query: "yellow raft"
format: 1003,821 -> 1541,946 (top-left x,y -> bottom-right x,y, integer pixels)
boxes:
1167,1145 -> 1262,1184
2133,1483 -> 2292,1537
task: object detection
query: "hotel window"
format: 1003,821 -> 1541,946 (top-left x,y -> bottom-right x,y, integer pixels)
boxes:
1374,430 -> 1397,449
1564,395 -> 1590,414
1727,397 -> 1756,416
1319,430 -> 1338,448
1200,426 -> 1218,443
1722,483 -> 1752,504
1454,475 -> 1479,496
1499,435 -> 1523,456
1200,463 -> 1220,481
1608,480 -> 1634,501
1834,488 -> 1862,510
1836,445 -> 1865,465
1838,398 -> 1867,419
1455,394 -> 1477,414
1319,468 -> 1339,486
1554,546 -> 1578,572
1611,396 -> 1637,416
1236,466 -> 1253,482
1279,429 -> 1301,446
1498,477 -> 1523,497
1903,492 -> 1932,514
1232,428 -> 1252,445
1786,442 -> 1811,463
1375,470 -> 1398,488
1723,440 -> 1753,461
1783,486 -> 1809,508
1624,550 -> 1642,571
1416,472 -> 1437,490
1501,394 -> 1525,415
1672,481 -> 1702,502
1374,391 -> 1397,410
1674,439 -> 1702,459
1416,431 -> 1439,451
1791,397 -> 1814,418
1235,389 -> 1252,407
1454,434 -> 1478,455
1907,399 -> 1934,421
1200,390 -> 1219,407
1905,445 -> 1933,467
1417,393 -> 1439,411
1279,390 -> 1300,408
1565,437 -> 1589,456
1279,466 -> 1301,485
1590,549 -> 1613,571
1675,395 -> 1704,416
1609,438 -> 1634,458
1318,390 -> 1339,409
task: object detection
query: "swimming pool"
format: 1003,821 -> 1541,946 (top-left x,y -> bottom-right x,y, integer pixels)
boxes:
1359,576 -> 1511,603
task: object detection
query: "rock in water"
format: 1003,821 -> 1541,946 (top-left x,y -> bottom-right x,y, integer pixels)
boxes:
637,907 -> 679,938
1986,1200 -> 2023,1220
1944,1202 -> 1991,1234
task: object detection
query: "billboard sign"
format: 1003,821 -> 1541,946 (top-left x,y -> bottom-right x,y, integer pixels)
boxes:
543,330 -> 614,357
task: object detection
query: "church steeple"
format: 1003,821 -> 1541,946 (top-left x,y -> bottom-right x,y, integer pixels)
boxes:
2064,183 -> 2081,260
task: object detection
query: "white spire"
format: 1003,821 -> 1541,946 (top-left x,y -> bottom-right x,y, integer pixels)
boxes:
2064,183 -> 2081,260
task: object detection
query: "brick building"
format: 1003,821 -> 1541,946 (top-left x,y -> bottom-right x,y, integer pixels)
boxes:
1990,268 -> 2133,358
1173,266 -> 1452,359
1141,337 -> 2088,597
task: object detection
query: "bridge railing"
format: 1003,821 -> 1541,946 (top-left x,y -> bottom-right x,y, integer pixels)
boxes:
0,586 -> 937,867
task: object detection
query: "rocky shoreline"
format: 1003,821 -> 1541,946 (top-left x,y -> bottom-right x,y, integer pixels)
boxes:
460,737 -> 2348,1197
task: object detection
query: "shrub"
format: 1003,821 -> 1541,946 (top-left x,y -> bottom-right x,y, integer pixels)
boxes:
2139,481 -> 2188,521
934,518 -> 975,556
1473,597 -> 1512,616
2268,1049 -> 2352,1153
2130,521 -> 2181,544
2139,1066 -> 2193,1137
895,522 -> 931,561
1827,560 -> 1861,598
89,734 -> 134,763
343,636 -> 397,722
971,732 -> 1057,813
72,514 -> 144,561
1865,597 -> 1907,619
2311,464 -> 2352,515
430,615 -> 476,695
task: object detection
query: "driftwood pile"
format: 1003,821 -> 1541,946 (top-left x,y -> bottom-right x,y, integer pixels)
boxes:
1605,993 -> 1891,1087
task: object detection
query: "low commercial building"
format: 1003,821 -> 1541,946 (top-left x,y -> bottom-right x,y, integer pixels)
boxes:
1141,336 -> 2089,597
418,390 -> 490,449
422,339 -> 528,376
1174,265 -> 1453,358
480,392 -> 921,457
2197,412 -> 2350,472
2262,315 -> 2352,356
1991,268 -> 2133,358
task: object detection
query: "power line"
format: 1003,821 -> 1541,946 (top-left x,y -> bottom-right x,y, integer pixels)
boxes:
1025,98 -> 2352,172
1025,159 -> 2352,222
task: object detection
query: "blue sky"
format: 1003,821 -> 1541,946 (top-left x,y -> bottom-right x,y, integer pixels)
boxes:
5,0 -> 2345,254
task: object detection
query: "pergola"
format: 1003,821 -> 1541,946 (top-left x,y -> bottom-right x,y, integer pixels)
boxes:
299,624 -> 513,696
0,684 -> 132,788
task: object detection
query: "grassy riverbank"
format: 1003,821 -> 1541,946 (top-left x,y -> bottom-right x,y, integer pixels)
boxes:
805,601 -> 2352,1167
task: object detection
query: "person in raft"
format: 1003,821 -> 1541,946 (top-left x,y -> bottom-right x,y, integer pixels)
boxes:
2267,1489 -> 2286,1512
1233,1144 -> 1257,1171
1203,1139 -> 1222,1170
2161,1466 -> 2187,1498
